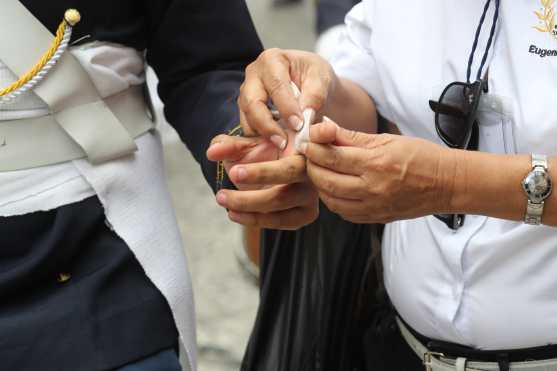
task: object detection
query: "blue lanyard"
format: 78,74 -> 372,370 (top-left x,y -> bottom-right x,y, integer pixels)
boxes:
466,0 -> 501,84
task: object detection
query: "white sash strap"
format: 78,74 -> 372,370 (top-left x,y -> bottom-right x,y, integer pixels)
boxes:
0,1 -> 151,167
455,358 -> 467,371
0,86 -> 152,171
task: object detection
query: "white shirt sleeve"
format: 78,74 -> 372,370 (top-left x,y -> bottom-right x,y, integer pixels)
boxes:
330,1 -> 388,116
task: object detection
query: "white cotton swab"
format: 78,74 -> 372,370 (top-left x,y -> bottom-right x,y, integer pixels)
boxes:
289,82 -> 314,153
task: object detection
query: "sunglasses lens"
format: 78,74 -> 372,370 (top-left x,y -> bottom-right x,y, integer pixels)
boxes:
434,84 -> 474,148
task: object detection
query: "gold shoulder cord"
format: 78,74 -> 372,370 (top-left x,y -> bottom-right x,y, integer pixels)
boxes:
216,124 -> 243,191
0,9 -> 81,103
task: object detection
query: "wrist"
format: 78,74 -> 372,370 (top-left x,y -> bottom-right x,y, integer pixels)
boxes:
436,147 -> 461,214
447,150 -> 531,219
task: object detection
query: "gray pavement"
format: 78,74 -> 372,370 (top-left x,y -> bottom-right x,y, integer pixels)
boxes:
158,1 -> 316,370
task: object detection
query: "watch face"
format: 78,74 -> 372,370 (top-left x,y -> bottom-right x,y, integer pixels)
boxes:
523,169 -> 553,202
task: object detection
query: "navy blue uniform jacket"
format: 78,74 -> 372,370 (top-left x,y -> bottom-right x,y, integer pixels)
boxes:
0,2 -> 262,370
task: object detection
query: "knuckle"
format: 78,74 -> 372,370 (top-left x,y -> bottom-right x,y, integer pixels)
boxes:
323,179 -> 337,197
285,161 -> 301,181
261,48 -> 281,60
267,76 -> 286,98
348,129 -> 362,143
244,98 -> 260,118
324,148 -> 341,170
245,62 -> 256,76
210,134 -> 228,146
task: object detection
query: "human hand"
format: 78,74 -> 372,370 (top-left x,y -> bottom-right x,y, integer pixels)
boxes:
238,48 -> 337,149
301,119 -> 456,224
207,132 -> 319,230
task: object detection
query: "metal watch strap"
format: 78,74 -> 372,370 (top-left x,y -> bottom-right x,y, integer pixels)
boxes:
532,153 -> 548,170
525,200 -> 544,225
524,154 -> 549,225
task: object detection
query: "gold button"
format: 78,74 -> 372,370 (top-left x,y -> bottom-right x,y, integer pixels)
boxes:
57,272 -> 72,283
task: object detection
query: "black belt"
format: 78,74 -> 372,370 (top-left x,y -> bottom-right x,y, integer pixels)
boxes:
402,317 -> 557,364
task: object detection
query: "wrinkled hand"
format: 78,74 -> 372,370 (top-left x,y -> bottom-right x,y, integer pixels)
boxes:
238,48 -> 337,148
301,119 -> 455,224
207,130 -> 318,230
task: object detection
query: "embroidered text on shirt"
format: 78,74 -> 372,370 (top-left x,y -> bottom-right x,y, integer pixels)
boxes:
529,44 -> 557,57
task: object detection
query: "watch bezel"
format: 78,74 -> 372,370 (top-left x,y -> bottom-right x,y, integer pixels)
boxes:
522,167 -> 553,203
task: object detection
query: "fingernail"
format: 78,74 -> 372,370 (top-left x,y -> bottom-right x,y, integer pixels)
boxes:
216,192 -> 227,206
234,166 -> 248,182
270,135 -> 287,150
323,116 -> 333,123
300,143 -> 308,154
288,116 -> 304,131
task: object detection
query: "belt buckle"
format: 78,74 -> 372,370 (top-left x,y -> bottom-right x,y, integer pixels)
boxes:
423,352 -> 445,371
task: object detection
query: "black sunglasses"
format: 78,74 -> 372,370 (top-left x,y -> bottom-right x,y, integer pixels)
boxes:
428,80 -> 486,230
426,0 -> 499,230
429,79 -> 487,149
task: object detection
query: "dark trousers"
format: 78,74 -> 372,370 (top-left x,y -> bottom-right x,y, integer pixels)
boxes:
363,312 -> 423,371
115,349 -> 182,371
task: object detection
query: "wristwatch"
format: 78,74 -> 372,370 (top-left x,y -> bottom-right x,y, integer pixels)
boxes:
522,154 -> 553,225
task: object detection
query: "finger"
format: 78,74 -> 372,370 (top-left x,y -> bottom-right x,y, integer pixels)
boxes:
239,74 -> 288,148
228,205 -> 318,230
241,82 -> 288,149
318,191 -> 366,216
229,155 -> 307,185
306,161 -> 366,199
259,50 -> 303,131
308,118 -> 338,144
303,143 -> 367,176
239,107 -> 255,137
207,135 -> 260,162
216,183 -> 315,214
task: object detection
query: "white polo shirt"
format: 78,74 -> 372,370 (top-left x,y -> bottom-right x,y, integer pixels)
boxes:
331,0 -> 557,350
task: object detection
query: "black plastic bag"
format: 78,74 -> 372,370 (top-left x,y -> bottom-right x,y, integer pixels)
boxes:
241,204 -> 375,371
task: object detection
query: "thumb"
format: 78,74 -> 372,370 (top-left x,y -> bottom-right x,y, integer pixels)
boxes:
309,117 -> 377,148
